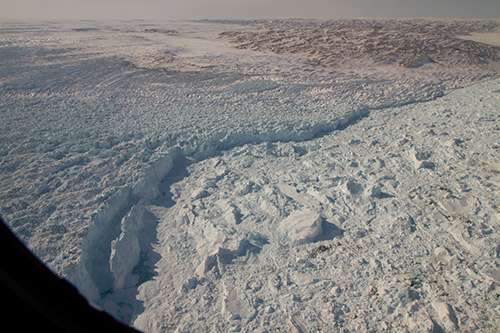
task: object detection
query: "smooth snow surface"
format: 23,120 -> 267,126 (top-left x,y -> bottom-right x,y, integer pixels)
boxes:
1,19 -> 499,332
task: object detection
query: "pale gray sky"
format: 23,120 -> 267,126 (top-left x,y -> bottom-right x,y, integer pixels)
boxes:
1,0 -> 499,21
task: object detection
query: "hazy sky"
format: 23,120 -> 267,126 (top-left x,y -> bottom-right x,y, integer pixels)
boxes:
1,0 -> 499,21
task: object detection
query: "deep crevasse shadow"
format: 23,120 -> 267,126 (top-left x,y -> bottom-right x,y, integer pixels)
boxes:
103,154 -> 191,325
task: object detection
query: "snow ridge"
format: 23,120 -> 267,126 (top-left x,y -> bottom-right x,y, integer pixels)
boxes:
68,148 -> 182,307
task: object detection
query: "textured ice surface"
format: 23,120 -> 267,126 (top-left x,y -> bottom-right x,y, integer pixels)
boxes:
0,19 -> 499,331
135,79 -> 500,332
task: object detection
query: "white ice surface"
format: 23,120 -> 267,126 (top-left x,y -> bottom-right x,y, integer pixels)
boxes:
135,79 -> 500,332
0,19 -> 499,331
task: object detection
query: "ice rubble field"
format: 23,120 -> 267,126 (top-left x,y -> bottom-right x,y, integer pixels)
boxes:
135,80 -> 500,332
0,19 -> 499,332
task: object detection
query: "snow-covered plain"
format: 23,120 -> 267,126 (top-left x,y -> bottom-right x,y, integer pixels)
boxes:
0,19 -> 499,332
